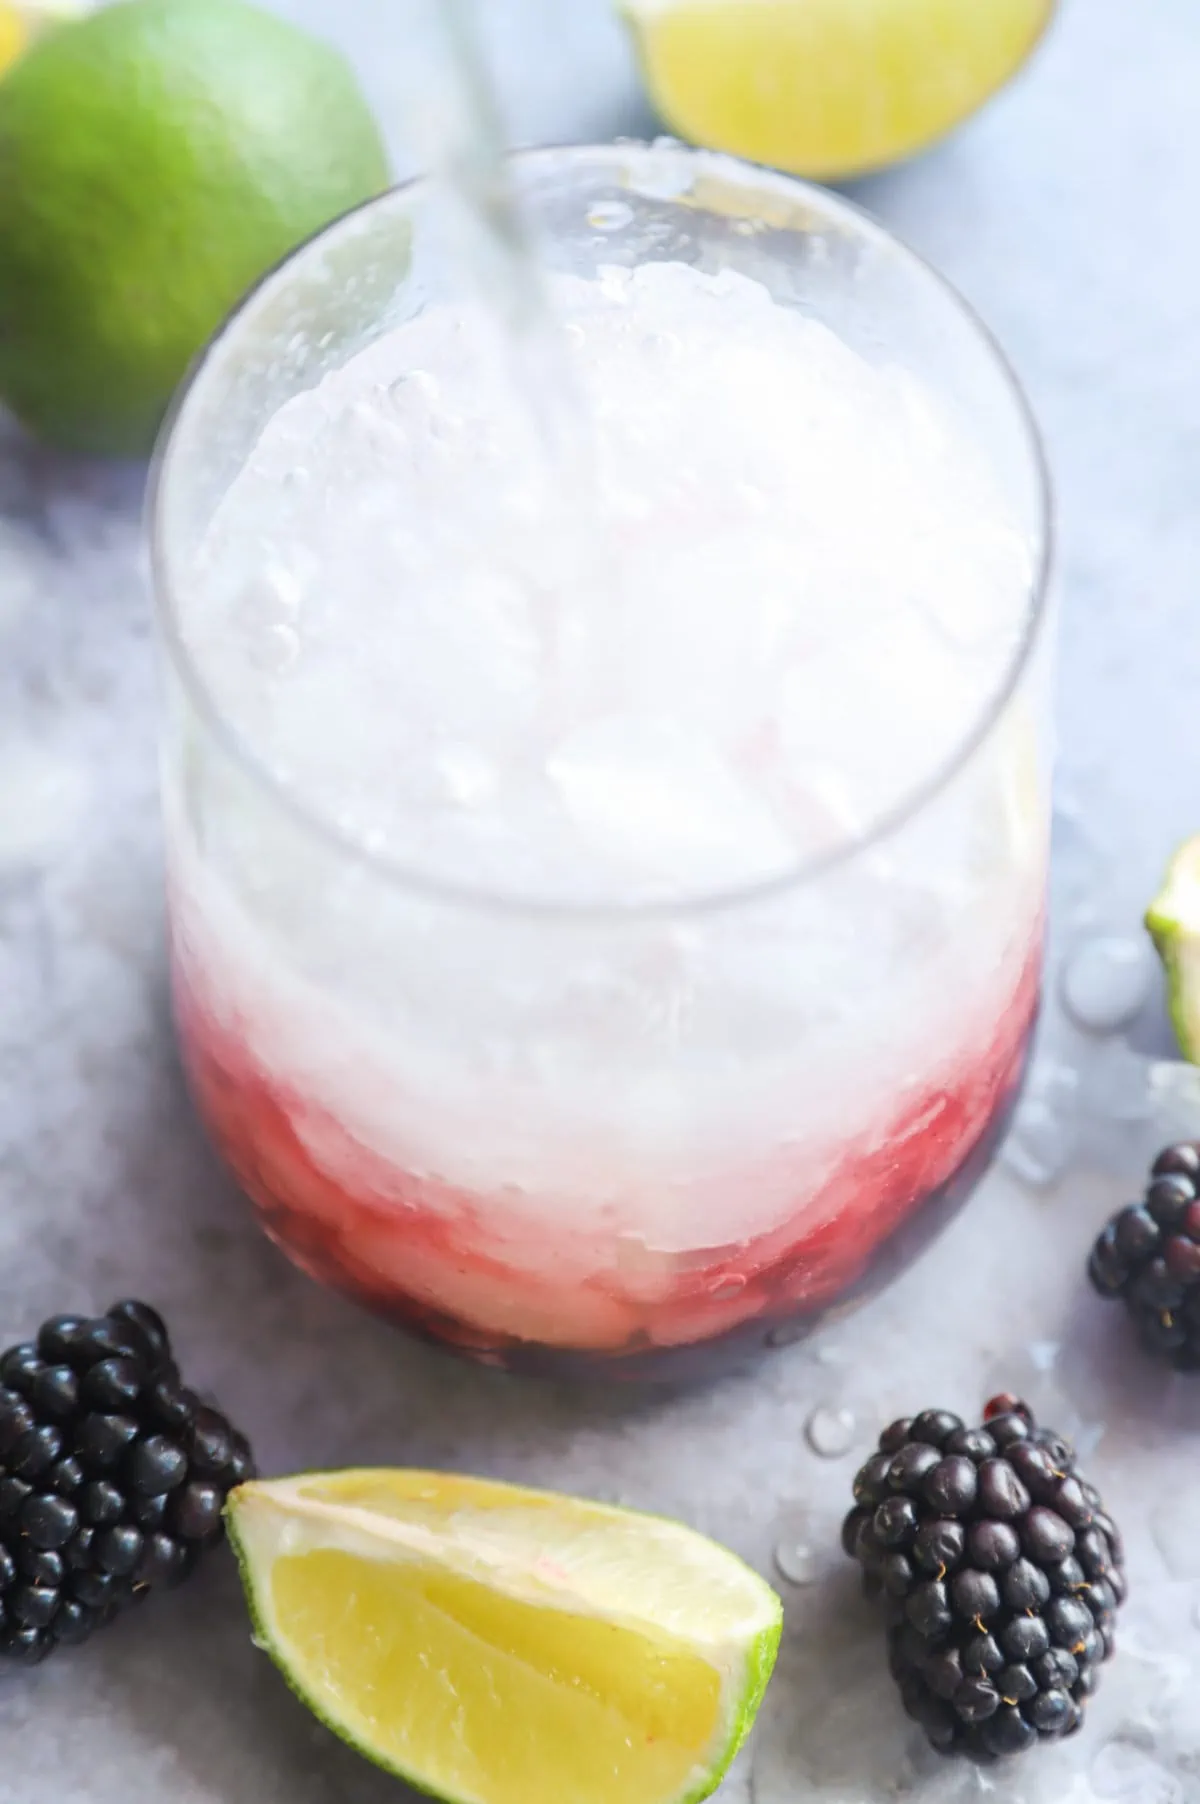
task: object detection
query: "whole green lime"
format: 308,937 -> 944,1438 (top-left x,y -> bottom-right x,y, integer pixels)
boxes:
0,0 -> 390,455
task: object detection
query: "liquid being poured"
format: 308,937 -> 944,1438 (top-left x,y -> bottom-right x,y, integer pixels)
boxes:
400,0 -> 610,714
400,1 -> 593,465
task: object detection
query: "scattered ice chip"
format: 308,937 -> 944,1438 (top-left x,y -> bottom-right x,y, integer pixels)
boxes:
1061,934 -> 1155,1035
1144,1062 -> 1200,1146
1002,1074 -> 1080,1191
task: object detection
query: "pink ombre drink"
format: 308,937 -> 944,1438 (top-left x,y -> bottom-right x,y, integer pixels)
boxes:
152,147 -> 1051,1379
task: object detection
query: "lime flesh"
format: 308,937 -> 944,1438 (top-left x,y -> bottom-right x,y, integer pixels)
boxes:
621,0 -> 1056,180
228,1470 -> 782,1804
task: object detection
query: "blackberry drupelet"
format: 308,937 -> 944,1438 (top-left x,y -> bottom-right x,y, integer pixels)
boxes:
0,1300 -> 254,1664
844,1395 -> 1124,1761
1089,1141 -> 1200,1369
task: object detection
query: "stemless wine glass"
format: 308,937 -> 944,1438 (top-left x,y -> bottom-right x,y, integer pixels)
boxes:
150,143 -> 1052,1382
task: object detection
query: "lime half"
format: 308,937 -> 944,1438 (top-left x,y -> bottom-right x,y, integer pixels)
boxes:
0,0 -> 389,454
1147,837 -> 1200,1060
228,1470 -> 782,1804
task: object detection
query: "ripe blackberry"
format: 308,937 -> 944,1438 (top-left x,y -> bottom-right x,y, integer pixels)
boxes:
1088,1142 -> 1200,1369
0,1300 -> 254,1663
844,1395 -> 1124,1761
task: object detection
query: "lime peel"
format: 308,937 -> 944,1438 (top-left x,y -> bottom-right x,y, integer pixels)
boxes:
1147,836 -> 1200,1062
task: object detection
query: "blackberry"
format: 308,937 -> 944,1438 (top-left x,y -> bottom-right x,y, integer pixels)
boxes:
1089,1142 -> 1200,1369
0,1300 -> 254,1663
844,1396 -> 1123,1760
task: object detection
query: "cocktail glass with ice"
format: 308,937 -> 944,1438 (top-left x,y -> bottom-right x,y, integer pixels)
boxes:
150,145 -> 1051,1380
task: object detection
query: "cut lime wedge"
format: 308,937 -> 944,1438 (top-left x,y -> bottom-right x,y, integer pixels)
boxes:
1147,837 -> 1200,1061
227,1470 -> 782,1804
619,0 -> 1055,180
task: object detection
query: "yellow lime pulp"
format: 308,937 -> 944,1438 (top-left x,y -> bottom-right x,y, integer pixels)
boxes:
230,1469 -> 781,1804
623,0 -> 1055,179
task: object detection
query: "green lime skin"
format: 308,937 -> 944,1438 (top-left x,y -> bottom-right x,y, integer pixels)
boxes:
0,0 -> 391,455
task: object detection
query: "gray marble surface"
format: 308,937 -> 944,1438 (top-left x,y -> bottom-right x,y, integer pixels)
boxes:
3,0 -> 1200,1799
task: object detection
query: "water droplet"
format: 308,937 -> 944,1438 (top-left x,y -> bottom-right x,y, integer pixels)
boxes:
1061,935 -> 1154,1034
587,200 -> 634,232
708,1274 -> 747,1301
561,322 -> 587,349
766,1320 -> 807,1349
804,1405 -> 857,1459
773,1537 -> 817,1586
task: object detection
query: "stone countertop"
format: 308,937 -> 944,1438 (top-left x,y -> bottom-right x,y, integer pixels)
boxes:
2,1 -> 1200,1799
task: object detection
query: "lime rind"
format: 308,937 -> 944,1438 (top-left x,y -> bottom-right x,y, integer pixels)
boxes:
227,1472 -> 782,1804
1147,836 -> 1200,1062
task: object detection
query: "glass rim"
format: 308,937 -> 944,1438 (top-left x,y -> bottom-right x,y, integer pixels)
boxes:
148,140 -> 1054,928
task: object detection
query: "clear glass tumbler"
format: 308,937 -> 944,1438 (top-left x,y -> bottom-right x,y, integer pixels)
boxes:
150,144 -> 1052,1382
